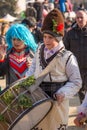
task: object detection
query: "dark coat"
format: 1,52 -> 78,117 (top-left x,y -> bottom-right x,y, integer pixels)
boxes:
33,2 -> 43,22
63,24 -> 87,90
64,24 -> 87,69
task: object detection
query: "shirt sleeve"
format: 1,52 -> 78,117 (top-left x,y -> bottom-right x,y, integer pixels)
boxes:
26,56 -> 36,77
56,54 -> 82,98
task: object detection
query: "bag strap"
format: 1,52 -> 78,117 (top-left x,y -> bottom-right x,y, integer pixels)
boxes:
40,44 -> 64,69
65,53 -> 73,65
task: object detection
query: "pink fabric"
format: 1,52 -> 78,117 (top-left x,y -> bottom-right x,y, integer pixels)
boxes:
43,9 -> 48,18
67,0 -> 73,12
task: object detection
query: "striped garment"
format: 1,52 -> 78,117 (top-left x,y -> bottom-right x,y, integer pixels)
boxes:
9,48 -> 29,79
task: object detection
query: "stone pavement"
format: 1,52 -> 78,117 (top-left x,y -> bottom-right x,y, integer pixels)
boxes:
67,94 -> 85,130
0,77 -> 85,130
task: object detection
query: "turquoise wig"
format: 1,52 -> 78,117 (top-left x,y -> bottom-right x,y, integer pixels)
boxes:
6,23 -> 38,52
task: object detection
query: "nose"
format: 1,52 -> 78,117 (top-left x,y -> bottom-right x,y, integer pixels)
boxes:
77,17 -> 83,21
44,37 -> 49,42
12,38 -> 19,43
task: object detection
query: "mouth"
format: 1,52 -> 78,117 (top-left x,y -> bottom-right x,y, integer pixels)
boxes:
46,44 -> 51,46
14,45 -> 20,47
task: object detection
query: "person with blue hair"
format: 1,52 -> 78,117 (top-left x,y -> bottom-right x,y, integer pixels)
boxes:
6,23 -> 37,52
0,23 -> 38,88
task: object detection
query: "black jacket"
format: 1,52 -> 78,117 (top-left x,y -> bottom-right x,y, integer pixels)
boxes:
64,25 -> 87,70
63,25 -> 87,90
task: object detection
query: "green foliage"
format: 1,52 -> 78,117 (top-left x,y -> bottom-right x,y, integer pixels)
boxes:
15,75 -> 35,89
18,94 -> 32,109
0,114 -> 5,122
1,90 -> 14,105
19,75 -> 35,87
1,75 -> 35,106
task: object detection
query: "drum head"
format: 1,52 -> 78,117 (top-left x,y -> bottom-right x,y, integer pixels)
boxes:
9,98 -> 53,130
0,77 -> 53,130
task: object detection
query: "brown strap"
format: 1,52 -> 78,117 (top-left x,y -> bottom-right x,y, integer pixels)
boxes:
65,53 -> 72,65
40,44 -> 64,69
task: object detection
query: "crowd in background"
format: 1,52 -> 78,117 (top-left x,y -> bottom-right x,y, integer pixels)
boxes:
0,0 -> 75,45
0,0 -> 87,129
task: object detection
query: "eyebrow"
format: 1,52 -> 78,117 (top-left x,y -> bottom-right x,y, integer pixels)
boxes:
12,38 -> 21,41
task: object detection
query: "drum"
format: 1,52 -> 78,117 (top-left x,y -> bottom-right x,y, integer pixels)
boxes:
0,76 -> 53,130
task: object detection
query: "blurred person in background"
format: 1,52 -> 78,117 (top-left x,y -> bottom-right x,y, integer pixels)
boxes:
59,0 -> 66,14
65,0 -> 73,12
64,7 -> 87,103
33,0 -> 43,22
25,2 -> 37,19
54,0 -> 60,10
49,0 -> 55,10
43,0 -> 49,12
64,16 -> 73,33
21,16 -> 43,44
0,22 -> 10,79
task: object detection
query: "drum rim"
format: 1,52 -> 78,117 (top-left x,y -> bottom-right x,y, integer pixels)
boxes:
0,79 -> 53,130
9,98 -> 53,130
0,86 -> 9,95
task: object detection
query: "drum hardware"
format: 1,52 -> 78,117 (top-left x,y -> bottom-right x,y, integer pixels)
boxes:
0,75 -> 53,130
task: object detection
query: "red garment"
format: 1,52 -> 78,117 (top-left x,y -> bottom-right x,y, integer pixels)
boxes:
0,59 -> 5,62
9,48 -> 29,79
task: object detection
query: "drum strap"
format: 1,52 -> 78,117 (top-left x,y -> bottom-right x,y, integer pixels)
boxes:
40,81 -> 67,98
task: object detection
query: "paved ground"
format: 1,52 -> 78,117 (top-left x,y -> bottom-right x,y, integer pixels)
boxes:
68,95 -> 85,130
0,76 -> 6,90
0,77 -> 85,130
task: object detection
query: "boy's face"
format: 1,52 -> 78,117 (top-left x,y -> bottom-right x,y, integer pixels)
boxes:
43,33 -> 58,50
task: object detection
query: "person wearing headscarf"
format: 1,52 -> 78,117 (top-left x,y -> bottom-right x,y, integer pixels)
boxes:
0,23 -> 38,87
26,9 -> 82,130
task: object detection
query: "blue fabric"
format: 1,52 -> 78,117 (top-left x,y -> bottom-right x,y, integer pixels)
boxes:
59,0 -> 66,12
6,23 -> 38,52
49,0 -> 54,3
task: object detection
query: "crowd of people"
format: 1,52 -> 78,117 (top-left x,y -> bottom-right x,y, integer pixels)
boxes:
0,0 -> 87,130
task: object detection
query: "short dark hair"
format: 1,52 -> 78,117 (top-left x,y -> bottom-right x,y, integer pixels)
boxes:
21,17 -> 36,28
